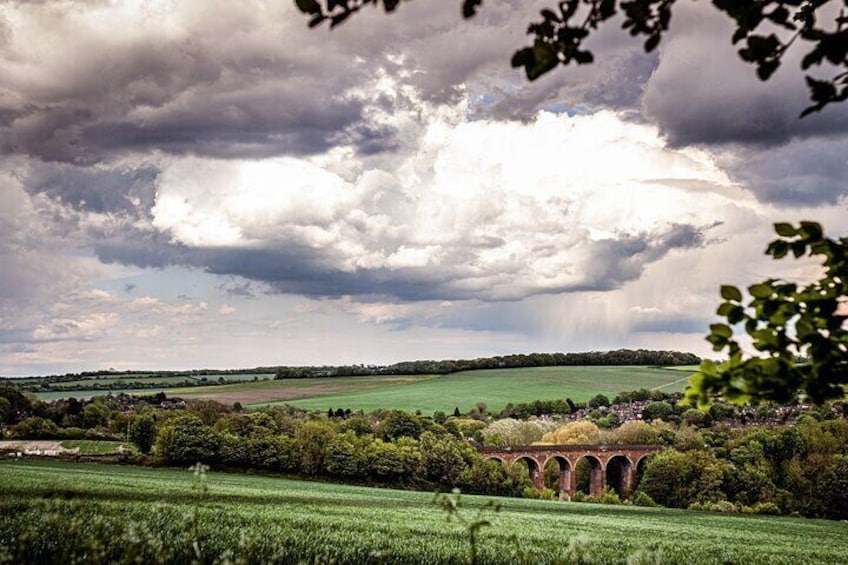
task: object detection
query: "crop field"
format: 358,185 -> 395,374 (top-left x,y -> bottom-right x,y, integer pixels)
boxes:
27,366 -> 693,411
32,373 -> 276,401
0,460 -> 844,564
272,366 -> 694,413
662,365 -> 701,373
59,440 -> 137,455
47,375 -> 196,388
34,388 -> 161,401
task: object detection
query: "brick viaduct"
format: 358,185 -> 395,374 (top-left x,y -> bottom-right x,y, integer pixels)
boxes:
478,444 -> 663,497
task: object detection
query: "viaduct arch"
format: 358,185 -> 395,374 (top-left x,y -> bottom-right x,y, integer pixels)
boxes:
479,444 -> 663,497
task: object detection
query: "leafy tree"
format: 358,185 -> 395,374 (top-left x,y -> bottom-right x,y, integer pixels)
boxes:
0,386 -> 32,421
10,417 -> 58,439
639,449 -> 730,508
186,400 -> 230,426
481,418 -> 554,446
367,437 -> 423,482
297,0 -> 848,116
379,410 -> 423,440
689,222 -> 847,406
419,431 -> 472,486
681,408 -> 712,428
294,419 -> 336,475
0,397 -> 11,425
820,455 -> 848,519
641,401 -> 673,422
129,413 -> 157,454
540,420 -> 600,445
607,420 -> 661,445
81,403 -> 109,429
588,393 -> 610,409
326,431 -> 370,478
154,416 -> 220,465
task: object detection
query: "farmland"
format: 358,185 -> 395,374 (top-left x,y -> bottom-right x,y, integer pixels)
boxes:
0,460 -> 845,564
271,366 -> 693,413
31,366 -> 693,412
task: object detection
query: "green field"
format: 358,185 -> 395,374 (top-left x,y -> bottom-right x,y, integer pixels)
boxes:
34,374 -> 435,403
0,460 -> 844,564
60,440 -> 137,455
30,366 -> 694,412
663,365 -> 701,372
34,388 -> 162,401
47,375 -> 196,388
270,366 -> 694,413
48,372 -> 275,387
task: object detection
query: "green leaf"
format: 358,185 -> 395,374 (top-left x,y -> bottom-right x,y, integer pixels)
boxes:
710,323 -> 733,339
727,306 -> 745,325
720,285 -> 743,302
767,240 -> 789,258
748,283 -> 774,298
800,221 -> 823,241
717,302 -> 735,316
774,223 -> 796,237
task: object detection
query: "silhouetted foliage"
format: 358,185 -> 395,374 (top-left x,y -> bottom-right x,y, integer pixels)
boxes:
689,222 -> 847,406
297,0 -> 848,116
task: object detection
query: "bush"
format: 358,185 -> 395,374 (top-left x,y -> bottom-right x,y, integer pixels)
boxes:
742,502 -> 781,515
55,427 -> 87,440
570,491 -> 602,504
641,402 -> 673,422
10,417 -> 58,439
598,487 -> 621,505
689,500 -> 738,513
682,409 -> 712,428
522,486 -> 557,501
631,491 -> 658,507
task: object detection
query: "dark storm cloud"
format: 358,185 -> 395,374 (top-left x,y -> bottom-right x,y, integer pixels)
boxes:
92,221 -> 713,302
0,2 -> 551,164
642,2 -> 848,148
0,1 -> 668,165
634,3 -> 848,206
24,163 -> 158,215
573,223 -> 709,292
718,137 -> 848,206
0,2 -> 422,163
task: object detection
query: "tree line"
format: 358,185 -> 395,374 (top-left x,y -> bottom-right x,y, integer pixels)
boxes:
275,349 -> 700,379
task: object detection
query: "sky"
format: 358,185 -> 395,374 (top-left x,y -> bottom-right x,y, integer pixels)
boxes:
1,0 -> 846,376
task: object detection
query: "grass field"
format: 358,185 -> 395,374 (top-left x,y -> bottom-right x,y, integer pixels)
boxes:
30,366 -> 694,412
40,372 -> 275,388
34,388 -> 162,401
60,440 -> 137,455
48,375 -> 196,388
34,374 -> 436,403
663,365 -> 701,372
268,366 -> 695,413
0,460 -> 844,564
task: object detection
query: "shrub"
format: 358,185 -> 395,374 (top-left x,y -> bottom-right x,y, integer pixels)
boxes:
521,487 -> 557,500
743,502 -> 781,515
689,500 -> 738,513
631,491 -> 658,507
598,487 -> 621,505
570,491 -> 600,504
